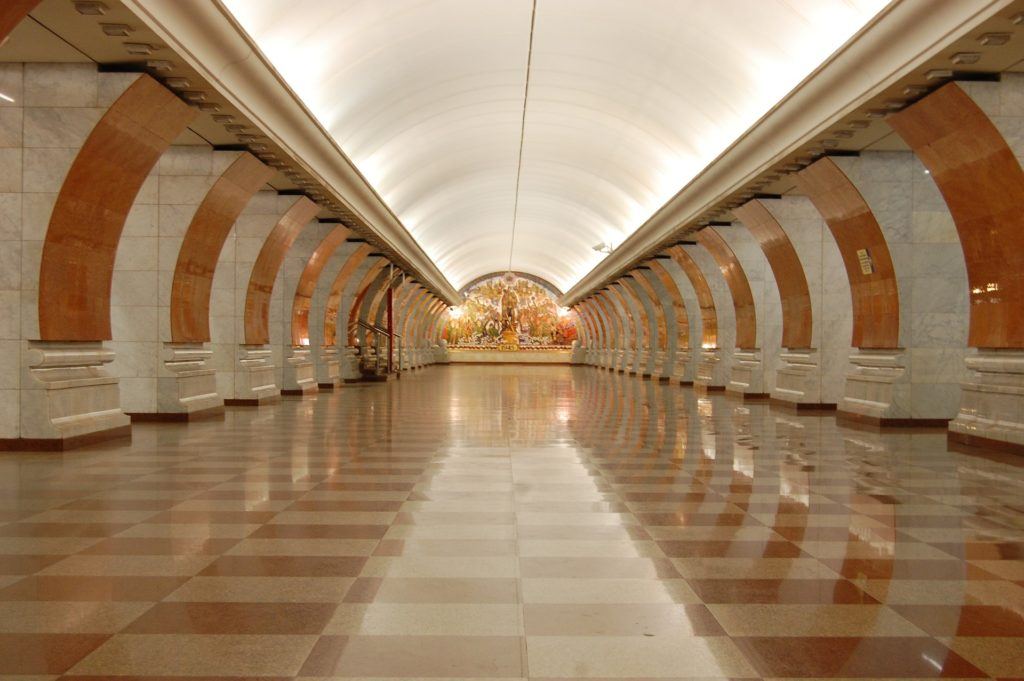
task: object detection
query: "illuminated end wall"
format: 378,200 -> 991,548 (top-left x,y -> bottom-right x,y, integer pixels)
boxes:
445,274 -> 577,349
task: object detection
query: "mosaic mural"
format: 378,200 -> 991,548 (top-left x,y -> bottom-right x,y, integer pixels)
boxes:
444,274 -> 577,349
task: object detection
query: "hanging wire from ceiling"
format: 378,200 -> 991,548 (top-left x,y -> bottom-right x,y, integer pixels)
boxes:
507,0 -> 538,273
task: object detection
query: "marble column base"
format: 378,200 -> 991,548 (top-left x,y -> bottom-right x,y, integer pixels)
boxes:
674,350 -> 696,385
340,346 -> 361,382
4,341 -> 131,450
771,349 -> 833,409
317,346 -> 341,390
637,349 -> 651,377
949,349 -> 1024,452
599,349 -> 612,369
652,350 -> 667,379
147,343 -> 223,420
616,349 -> 629,373
727,349 -> 768,399
282,347 -> 318,397
696,349 -> 727,390
838,348 -> 915,425
435,342 -> 451,365
570,341 -> 585,365
227,346 -> 279,406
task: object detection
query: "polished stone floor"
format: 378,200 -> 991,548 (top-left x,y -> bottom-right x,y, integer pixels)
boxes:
0,365 -> 1023,679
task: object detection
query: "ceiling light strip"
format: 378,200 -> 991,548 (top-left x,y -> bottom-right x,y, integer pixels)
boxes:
507,0 -> 538,273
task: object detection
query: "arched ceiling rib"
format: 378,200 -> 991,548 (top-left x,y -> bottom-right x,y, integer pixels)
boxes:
223,0 -> 887,293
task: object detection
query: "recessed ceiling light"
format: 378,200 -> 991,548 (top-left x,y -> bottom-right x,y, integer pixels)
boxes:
163,77 -> 190,89
197,103 -> 221,112
74,1 -> 108,15
833,130 -> 854,139
950,52 -> 981,65
212,114 -> 235,123
101,23 -> 133,37
925,68 -> 953,80
123,42 -> 155,55
146,59 -> 174,71
848,120 -> 870,129
883,99 -> 905,110
181,90 -> 206,102
903,85 -> 927,97
236,134 -> 257,142
0,92 -> 14,104
1012,12 -> 1024,25
865,109 -> 888,119
979,32 -> 1011,46
225,124 -> 247,132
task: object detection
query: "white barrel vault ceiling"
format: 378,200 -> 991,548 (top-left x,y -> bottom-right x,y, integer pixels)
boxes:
223,0 -> 888,293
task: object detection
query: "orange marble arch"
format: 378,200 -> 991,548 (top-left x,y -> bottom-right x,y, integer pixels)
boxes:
392,281 -> 420,340
605,286 -> 636,351
584,298 -> 608,350
574,302 -> 598,349
289,225 -> 352,346
400,288 -> 429,341
594,292 -> 622,350
323,244 -> 374,346
0,0 -> 39,44
697,229 -> 756,349
364,269 -> 403,347
665,245 -> 717,348
171,153 -> 275,343
427,300 -> 450,344
629,270 -> 667,351
614,280 -> 647,351
888,82 -> 1024,348
404,290 -> 434,346
346,259 -> 390,345
39,75 -> 196,341
243,197 -> 319,345
733,200 -> 813,349
796,157 -> 900,349
647,259 -> 690,350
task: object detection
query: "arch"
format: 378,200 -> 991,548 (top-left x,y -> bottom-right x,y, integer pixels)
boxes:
888,81 -> 1024,348
171,153 -> 275,343
593,293 -> 621,352
323,244 -> 374,346
604,286 -> 636,364
732,200 -> 812,348
614,278 -> 649,355
796,157 -> 899,349
629,270 -> 667,353
401,288 -> 431,342
0,1 -> 39,45
290,225 -> 352,346
696,228 -> 757,349
39,75 -> 196,340
574,301 -> 598,351
647,259 -> 690,351
666,245 -> 717,348
346,259 -> 391,346
363,266 -> 403,346
407,293 -> 437,352
243,197 -> 319,345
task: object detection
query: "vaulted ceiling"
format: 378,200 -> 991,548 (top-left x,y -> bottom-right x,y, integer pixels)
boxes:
223,0 -> 888,293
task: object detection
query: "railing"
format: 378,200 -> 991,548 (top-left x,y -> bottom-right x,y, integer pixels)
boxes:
349,319 -> 401,375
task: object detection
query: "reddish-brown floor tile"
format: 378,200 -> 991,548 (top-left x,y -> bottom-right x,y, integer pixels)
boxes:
0,575 -> 188,601
0,523 -> 134,537
0,554 -> 67,575
657,540 -> 804,558
893,604 -> 1024,637
732,635 -> 987,677
199,555 -> 367,577
124,601 -> 338,634
79,537 -> 240,555
248,523 -> 387,539
0,633 -> 109,673
686,578 -> 877,604
144,511 -> 278,524
820,558 -> 1000,580
286,500 -> 404,512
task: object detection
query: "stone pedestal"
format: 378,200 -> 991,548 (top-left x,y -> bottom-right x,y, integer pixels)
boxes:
9,341 -> 131,449
341,346 -> 361,382
727,349 -> 768,399
949,349 -> 1024,452
155,343 -> 223,419
570,340 -> 585,365
435,340 -> 451,365
317,346 -> 341,389
653,350 -> 666,379
615,349 -> 627,372
282,347 -> 318,397
229,346 -> 279,405
637,349 -> 651,376
674,350 -> 695,385
772,349 -> 830,409
696,349 -> 728,390
839,349 -> 912,425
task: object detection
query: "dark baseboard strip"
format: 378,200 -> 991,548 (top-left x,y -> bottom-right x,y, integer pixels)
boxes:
769,398 -> 837,412
128,406 -> 225,423
0,425 -> 132,452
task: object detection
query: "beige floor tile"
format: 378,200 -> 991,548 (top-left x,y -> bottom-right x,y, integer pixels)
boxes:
164,576 -> 355,602
325,603 -> 521,635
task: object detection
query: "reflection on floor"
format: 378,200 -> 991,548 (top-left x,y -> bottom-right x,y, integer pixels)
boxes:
0,365 -> 1022,678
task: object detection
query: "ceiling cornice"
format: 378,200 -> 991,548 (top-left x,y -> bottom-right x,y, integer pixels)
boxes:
121,0 -> 462,306
559,0 -> 1012,306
